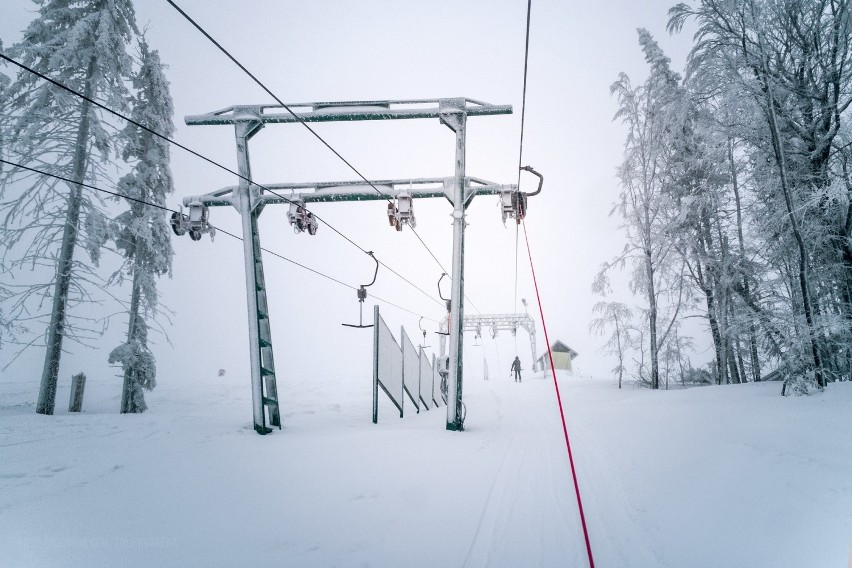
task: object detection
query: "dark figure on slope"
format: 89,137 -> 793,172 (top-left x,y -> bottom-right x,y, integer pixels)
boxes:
511,356 -> 522,382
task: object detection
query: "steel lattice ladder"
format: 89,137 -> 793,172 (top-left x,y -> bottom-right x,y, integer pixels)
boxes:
250,211 -> 281,433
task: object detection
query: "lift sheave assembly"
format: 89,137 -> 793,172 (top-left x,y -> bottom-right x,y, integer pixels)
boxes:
170,202 -> 215,241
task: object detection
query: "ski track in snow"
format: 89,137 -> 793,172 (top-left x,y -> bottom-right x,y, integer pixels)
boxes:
1,372 -> 851,567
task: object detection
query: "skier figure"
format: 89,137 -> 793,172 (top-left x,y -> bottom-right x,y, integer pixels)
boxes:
511,356 -> 522,382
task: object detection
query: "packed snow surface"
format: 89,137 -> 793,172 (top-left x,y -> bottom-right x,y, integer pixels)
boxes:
1,370 -> 851,567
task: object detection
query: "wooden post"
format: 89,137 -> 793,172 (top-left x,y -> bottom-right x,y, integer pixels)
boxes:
68,372 -> 86,412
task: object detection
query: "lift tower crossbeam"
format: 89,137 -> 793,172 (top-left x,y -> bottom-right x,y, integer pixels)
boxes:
184,98 -> 512,126
183,177 -> 513,209
183,98 -> 512,434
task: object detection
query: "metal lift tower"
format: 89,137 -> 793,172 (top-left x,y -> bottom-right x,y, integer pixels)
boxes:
179,98 -> 517,434
441,313 -> 538,372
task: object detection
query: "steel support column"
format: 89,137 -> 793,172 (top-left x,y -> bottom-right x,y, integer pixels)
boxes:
234,112 -> 269,434
442,100 -> 467,431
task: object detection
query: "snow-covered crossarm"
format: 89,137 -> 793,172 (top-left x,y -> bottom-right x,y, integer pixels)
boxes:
181,177 -> 517,208
184,98 -> 512,126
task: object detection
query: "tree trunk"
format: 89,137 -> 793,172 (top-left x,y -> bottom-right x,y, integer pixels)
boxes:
120,267 -> 146,413
762,55 -> 825,388
615,313 -> 623,389
696,223 -> 726,385
645,248 -> 660,389
735,334 -> 748,383
36,61 -> 95,415
718,233 -> 733,384
700,264 -> 724,385
730,140 -> 762,382
728,337 -> 742,384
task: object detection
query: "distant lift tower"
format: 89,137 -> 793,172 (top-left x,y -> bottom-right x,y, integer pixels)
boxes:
439,313 -> 537,372
178,99 -> 523,434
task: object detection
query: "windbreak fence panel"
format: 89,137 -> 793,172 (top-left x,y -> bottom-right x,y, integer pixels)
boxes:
376,313 -> 403,418
372,308 -> 444,423
401,329 -> 420,412
418,348 -> 432,410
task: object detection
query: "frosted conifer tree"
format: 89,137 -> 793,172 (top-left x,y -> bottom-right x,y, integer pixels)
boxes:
109,39 -> 175,413
0,0 -> 139,414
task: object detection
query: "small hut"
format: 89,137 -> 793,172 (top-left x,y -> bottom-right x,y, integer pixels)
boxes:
536,340 -> 578,373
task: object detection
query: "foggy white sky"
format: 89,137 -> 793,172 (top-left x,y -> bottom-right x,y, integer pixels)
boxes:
1,1 -> 698,393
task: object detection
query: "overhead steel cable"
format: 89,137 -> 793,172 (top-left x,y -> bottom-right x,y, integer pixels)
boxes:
410,227 -> 449,275
0,51 -> 442,313
513,0 -> 534,319
163,0 -> 485,315
0,52 -> 368,254
0,157 -> 175,215
522,219 -> 595,568
165,0 -> 395,206
410,225 -> 482,315
0,157 -> 438,323
409,226 -> 476,312
375,259 -> 445,309
508,7 -> 595,567
516,0 -> 534,180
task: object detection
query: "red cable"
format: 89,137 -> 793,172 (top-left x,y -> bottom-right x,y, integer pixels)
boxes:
522,220 -> 595,568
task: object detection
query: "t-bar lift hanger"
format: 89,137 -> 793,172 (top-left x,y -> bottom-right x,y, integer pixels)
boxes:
342,251 -> 379,329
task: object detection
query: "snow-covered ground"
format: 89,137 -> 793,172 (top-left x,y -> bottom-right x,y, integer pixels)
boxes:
1,369 -> 851,567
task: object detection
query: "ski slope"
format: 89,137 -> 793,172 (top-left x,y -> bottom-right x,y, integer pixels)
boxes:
1,370 -> 851,567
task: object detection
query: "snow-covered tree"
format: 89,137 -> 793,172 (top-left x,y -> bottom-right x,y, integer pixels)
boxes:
109,39 -> 175,414
0,0 -> 139,414
589,301 -> 634,389
668,0 -> 852,389
0,38 -> 8,172
599,1 -> 852,392
601,29 -> 689,389
0,45 -> 11,350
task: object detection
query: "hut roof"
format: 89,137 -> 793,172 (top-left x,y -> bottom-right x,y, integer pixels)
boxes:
550,340 -> 578,359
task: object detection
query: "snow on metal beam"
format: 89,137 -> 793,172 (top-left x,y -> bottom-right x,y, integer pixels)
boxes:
182,177 -> 516,208
185,98 -> 512,126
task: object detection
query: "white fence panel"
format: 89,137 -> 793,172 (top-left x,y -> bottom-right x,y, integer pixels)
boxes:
418,348 -> 432,410
373,307 -> 444,423
401,328 -> 420,412
376,313 -> 403,417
